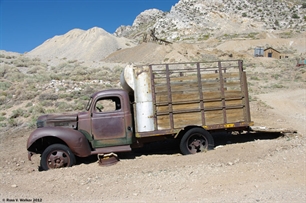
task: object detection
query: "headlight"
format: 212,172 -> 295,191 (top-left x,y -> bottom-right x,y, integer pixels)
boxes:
36,120 -> 44,128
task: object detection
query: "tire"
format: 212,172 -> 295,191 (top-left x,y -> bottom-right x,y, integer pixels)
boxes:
180,128 -> 214,155
40,144 -> 76,171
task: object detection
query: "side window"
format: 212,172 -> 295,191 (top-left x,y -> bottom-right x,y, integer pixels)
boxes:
94,97 -> 121,113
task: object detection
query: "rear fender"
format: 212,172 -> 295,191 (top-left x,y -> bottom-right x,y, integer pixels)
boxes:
27,127 -> 92,157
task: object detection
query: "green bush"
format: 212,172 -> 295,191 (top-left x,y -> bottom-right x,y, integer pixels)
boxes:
0,95 -> 6,105
73,101 -> 86,111
0,116 -> 6,122
25,102 -> 33,107
0,122 -> 7,127
27,66 -> 45,74
8,118 -> 18,127
54,102 -> 70,111
39,93 -> 58,101
10,108 -> 26,118
18,91 -> 38,100
13,57 -> 30,67
0,81 -> 11,91
31,105 -> 46,114
41,100 -> 54,107
275,20 -> 279,26
198,34 -> 210,41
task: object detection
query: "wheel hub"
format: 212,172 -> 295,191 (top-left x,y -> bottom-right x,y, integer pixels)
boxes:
191,139 -> 202,147
188,135 -> 207,153
48,151 -> 68,169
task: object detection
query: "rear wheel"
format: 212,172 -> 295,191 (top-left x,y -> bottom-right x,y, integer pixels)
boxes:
180,128 -> 214,155
40,144 -> 76,170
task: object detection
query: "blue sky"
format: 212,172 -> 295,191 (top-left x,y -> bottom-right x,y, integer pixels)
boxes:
0,0 -> 178,53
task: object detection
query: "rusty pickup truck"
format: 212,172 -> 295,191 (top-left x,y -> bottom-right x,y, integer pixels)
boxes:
27,60 -> 253,170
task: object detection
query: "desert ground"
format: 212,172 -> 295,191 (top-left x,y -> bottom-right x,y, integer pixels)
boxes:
0,84 -> 305,203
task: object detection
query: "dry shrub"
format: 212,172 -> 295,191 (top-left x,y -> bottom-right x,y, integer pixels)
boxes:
0,65 -> 25,81
0,81 -> 11,91
27,65 -> 46,74
41,100 -> 54,107
0,95 -> 6,105
19,91 -> 39,100
39,93 -> 58,101
54,101 -> 72,111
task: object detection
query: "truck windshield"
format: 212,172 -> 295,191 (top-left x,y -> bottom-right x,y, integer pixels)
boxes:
85,97 -> 93,111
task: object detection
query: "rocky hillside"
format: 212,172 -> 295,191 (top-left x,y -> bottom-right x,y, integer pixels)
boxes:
115,0 -> 306,43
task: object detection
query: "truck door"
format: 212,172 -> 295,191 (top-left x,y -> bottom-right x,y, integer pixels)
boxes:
91,95 -> 132,147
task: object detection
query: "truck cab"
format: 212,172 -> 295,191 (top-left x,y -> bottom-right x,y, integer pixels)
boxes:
27,89 -> 133,170
78,89 -> 133,148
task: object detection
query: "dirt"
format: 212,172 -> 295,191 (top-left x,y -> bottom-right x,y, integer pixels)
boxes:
0,86 -> 305,202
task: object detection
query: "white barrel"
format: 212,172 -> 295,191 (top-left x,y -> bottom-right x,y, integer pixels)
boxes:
121,65 -> 154,132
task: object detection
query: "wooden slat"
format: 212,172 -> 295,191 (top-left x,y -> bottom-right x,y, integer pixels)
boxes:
172,91 -> 199,102
204,110 -> 224,125
156,103 -> 201,114
155,82 -> 198,91
156,100 -> 243,115
173,112 -> 202,128
161,75 -> 198,82
202,91 -> 222,100
155,81 -> 224,92
155,90 -> 243,104
224,90 -> 242,98
173,103 -> 200,112
225,99 -> 243,107
203,101 -> 223,109
156,108 -> 245,130
154,73 -> 222,84
223,72 -> 240,78
227,109 -> 244,123
155,93 -> 169,103
223,81 -> 241,88
156,115 -> 170,130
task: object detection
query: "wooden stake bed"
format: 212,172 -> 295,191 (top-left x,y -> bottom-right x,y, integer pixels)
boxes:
146,60 -> 252,133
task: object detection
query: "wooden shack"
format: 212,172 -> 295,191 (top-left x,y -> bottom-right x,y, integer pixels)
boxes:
264,47 -> 281,59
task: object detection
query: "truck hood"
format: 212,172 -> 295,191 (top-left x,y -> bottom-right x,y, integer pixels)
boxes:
37,113 -> 79,129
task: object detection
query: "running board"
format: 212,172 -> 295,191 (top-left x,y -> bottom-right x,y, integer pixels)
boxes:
90,145 -> 131,155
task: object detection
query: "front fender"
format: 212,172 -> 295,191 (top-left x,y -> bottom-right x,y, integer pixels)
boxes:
27,127 -> 92,157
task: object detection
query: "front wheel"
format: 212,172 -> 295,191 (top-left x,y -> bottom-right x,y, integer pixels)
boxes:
40,144 -> 76,170
180,128 -> 214,155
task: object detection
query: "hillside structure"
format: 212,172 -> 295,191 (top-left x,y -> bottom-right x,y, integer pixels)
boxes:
264,47 -> 281,59
254,47 -> 264,57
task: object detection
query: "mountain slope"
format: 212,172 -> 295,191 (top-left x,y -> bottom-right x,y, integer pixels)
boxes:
27,27 -> 136,61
